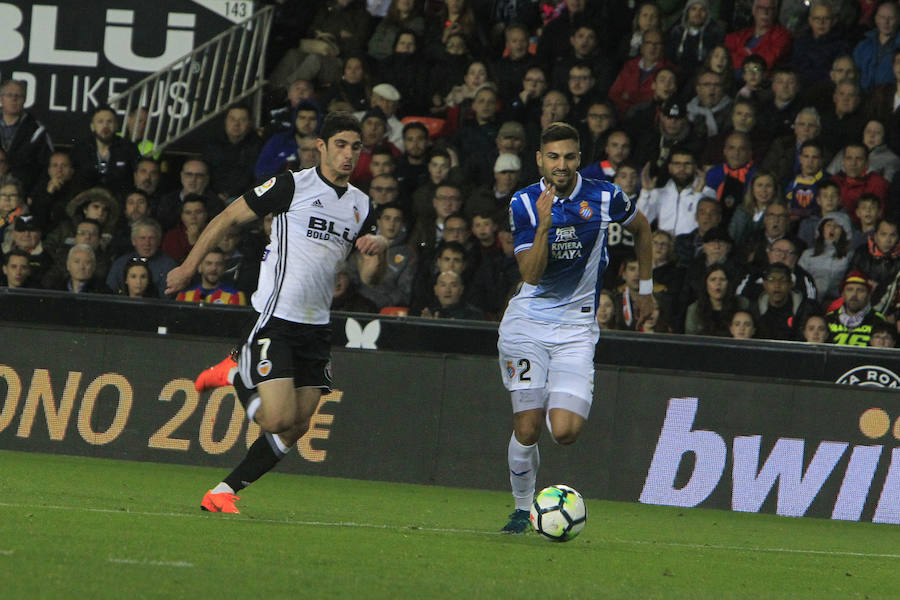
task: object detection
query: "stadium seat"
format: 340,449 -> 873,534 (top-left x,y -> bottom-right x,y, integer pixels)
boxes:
379,306 -> 409,317
400,116 -> 445,139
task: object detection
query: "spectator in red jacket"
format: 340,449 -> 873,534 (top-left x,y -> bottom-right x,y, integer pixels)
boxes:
608,30 -> 674,117
830,143 -> 889,224
724,0 -> 792,71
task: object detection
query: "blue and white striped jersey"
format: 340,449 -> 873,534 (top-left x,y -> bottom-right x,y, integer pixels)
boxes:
505,173 -> 636,324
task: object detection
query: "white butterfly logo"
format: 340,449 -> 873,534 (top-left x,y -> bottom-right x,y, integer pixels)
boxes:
344,317 -> 381,350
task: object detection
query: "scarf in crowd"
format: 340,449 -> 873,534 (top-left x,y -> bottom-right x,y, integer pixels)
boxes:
686,96 -> 730,136
867,234 -> 900,259
839,304 -> 871,329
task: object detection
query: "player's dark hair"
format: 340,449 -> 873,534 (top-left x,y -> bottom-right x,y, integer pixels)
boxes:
319,111 -> 361,143
540,122 -> 580,148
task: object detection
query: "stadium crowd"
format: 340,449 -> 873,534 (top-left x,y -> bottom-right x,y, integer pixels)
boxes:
3,0 -> 900,347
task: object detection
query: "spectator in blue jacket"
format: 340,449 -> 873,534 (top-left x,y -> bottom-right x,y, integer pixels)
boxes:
254,100 -> 321,179
853,2 -> 900,91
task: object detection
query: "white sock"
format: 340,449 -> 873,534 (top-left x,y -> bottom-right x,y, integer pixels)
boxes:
211,482 -> 235,495
246,396 -> 261,422
508,432 -> 539,512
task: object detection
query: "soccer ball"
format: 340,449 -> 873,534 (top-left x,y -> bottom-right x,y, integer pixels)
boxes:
530,484 -> 586,542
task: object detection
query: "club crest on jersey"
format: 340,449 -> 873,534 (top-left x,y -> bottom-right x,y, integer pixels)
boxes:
555,226 -> 577,242
257,359 -> 273,377
506,360 -> 516,379
254,177 -> 276,197
579,200 -> 593,220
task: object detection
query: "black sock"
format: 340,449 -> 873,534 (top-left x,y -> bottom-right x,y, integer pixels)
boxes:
232,374 -> 255,411
223,433 -> 286,492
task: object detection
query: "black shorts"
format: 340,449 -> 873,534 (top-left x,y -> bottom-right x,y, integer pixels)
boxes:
238,315 -> 333,391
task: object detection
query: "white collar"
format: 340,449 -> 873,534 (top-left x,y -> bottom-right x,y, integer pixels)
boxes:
539,173 -> 583,203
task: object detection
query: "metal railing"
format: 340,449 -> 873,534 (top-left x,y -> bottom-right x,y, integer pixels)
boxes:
108,5 -> 275,154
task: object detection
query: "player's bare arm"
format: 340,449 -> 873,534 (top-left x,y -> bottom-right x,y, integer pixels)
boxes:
515,183 -> 555,285
355,234 -> 389,285
625,209 -> 654,324
165,196 -> 258,294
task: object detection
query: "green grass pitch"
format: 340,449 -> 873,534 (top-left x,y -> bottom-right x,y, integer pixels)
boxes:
1,450 -> 898,599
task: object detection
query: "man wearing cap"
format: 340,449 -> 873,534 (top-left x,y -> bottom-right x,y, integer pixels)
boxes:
468,153 -> 522,219
355,83 -> 404,151
631,97 -> 703,180
2,214 -> 54,282
826,271 -> 887,345
681,225 -> 741,313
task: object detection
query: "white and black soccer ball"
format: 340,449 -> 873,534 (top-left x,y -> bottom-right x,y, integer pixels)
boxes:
530,484 -> 586,542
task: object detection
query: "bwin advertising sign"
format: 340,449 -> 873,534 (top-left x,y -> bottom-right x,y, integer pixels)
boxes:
640,397 -> 900,524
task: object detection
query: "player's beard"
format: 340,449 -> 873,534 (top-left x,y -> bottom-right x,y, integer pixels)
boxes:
547,170 -> 575,196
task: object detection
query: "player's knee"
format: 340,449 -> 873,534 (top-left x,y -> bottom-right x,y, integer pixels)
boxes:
551,428 -> 580,446
257,411 -> 295,434
514,419 -> 541,444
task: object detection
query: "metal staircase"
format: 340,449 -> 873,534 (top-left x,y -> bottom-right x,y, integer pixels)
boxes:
108,5 -> 275,154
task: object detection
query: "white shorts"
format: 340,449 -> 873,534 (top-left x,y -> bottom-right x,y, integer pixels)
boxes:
497,316 -> 598,411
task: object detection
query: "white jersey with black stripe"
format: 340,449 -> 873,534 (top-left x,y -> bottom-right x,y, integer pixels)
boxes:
244,167 -> 374,325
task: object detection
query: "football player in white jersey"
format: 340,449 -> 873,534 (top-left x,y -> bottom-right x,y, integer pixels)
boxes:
166,113 -> 388,514
497,122 -> 654,533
